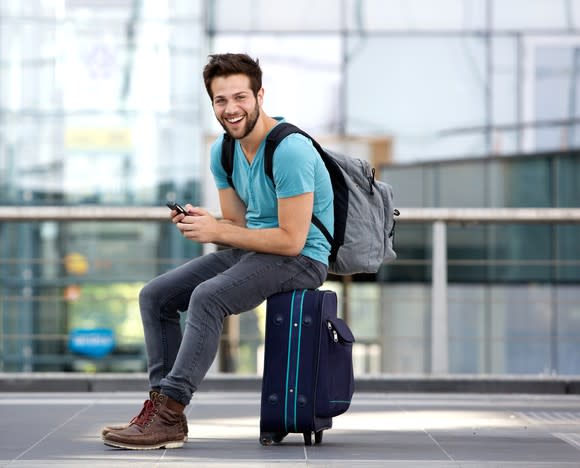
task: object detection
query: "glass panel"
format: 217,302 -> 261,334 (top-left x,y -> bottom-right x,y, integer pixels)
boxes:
349,284 -> 381,374
502,157 -> 552,207
346,36 -> 487,161
492,37 -> 518,127
211,0 -> 341,31
0,3 -> 204,206
489,285 -> 553,374
494,0 -> 568,30
487,158 -> 507,207
488,224 -> 553,282
237,310 -> 262,374
556,286 -> 580,374
347,0 -> 487,31
556,150 -> 580,207
380,284 -> 429,373
383,166 -> 429,207
447,225 -> 489,282
555,225 -> 580,282
533,45 -> 577,151
492,129 -> 521,155
66,282 -> 145,372
448,286 -> 487,373
437,160 -> 487,207
0,219 -> 201,371
379,224 -> 430,283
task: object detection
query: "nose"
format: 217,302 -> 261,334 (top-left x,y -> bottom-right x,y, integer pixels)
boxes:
224,99 -> 238,116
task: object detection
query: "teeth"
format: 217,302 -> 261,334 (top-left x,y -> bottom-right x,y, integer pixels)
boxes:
227,116 -> 243,123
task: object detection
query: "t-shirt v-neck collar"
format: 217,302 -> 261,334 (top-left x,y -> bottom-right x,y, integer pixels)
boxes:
237,117 -> 285,167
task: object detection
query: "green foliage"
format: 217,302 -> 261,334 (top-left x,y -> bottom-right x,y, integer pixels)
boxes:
67,283 -> 145,341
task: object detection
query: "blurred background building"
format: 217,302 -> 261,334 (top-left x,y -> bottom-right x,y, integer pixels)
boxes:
1,0 -> 579,376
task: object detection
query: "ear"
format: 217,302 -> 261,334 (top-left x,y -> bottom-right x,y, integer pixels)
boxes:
257,87 -> 264,106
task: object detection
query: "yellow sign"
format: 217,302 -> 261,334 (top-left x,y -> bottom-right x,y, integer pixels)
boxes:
64,252 -> 89,275
65,128 -> 132,151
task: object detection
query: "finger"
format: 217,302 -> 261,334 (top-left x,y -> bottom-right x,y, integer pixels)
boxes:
172,213 -> 185,224
189,206 -> 207,216
177,221 -> 195,231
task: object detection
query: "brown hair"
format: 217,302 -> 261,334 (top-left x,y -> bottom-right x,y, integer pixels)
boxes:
202,53 -> 262,100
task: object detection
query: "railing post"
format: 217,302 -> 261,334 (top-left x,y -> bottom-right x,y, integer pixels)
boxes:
431,221 -> 448,373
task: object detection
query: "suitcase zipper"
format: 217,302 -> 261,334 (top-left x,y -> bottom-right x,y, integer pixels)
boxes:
327,321 -> 338,342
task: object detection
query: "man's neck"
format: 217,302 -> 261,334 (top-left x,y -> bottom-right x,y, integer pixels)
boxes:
239,113 -> 279,162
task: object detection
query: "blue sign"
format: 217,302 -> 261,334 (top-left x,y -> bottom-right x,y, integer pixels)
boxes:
69,328 -> 115,358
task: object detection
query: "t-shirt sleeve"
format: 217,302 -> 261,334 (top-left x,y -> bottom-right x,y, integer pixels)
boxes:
209,135 -> 231,190
272,134 -> 318,199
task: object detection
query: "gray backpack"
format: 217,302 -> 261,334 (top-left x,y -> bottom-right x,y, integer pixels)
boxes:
221,123 -> 399,275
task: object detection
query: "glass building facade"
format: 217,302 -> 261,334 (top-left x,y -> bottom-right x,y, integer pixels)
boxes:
0,0 -> 205,371
1,0 -> 579,375
383,149 -> 580,284
378,149 -> 580,375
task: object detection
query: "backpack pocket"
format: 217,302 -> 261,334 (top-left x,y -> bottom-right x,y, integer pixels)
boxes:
316,317 -> 355,418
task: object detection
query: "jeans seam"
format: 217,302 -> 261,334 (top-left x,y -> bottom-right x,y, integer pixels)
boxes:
183,318 -> 210,397
159,290 -> 189,378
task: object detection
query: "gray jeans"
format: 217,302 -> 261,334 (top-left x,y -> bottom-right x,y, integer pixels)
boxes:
138,248 -> 327,406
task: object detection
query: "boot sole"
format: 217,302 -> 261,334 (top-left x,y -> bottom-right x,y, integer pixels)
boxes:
101,432 -> 188,442
103,439 -> 184,450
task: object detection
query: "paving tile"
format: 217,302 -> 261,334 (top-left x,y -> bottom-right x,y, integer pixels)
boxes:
1,392 -> 580,467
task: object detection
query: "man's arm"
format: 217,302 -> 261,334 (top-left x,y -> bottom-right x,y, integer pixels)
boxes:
176,190 -> 313,257
218,187 -> 247,227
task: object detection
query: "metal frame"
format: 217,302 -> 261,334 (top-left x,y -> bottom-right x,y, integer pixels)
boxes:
2,206 -> 580,373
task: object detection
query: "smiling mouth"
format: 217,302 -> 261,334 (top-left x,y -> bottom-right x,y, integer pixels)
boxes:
226,116 -> 244,124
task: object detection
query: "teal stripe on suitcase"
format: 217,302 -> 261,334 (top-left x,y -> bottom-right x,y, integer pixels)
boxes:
283,290 -> 297,432
293,290 -> 306,432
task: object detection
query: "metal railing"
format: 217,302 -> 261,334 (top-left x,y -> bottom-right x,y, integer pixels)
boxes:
397,208 -> 580,373
3,206 -> 580,222
2,206 -> 580,374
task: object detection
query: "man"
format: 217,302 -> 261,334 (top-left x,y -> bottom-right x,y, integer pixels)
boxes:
101,53 -> 334,450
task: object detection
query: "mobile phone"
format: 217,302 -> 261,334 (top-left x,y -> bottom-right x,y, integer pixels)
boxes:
166,202 -> 188,215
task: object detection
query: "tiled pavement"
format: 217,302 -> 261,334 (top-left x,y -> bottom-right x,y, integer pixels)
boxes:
1,391 -> 580,467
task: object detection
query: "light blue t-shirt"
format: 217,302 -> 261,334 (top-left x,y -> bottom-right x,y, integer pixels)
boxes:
210,118 -> 334,265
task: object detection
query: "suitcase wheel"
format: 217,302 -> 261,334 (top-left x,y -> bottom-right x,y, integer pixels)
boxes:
315,430 -> 323,444
273,433 -> 287,443
260,432 -> 287,446
303,430 -> 324,446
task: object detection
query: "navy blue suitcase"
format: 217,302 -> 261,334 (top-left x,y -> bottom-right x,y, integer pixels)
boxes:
259,289 -> 355,446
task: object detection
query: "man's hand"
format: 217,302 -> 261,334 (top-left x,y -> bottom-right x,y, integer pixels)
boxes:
171,192 -> 313,256
175,205 -> 220,244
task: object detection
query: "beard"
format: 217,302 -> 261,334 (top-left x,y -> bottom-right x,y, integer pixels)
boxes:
218,101 -> 260,140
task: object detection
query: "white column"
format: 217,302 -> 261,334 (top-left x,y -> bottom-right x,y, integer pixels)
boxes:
431,221 -> 448,373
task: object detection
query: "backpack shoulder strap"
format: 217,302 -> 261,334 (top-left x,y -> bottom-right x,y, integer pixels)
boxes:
220,133 -> 236,189
264,122 -> 334,248
264,122 -> 326,184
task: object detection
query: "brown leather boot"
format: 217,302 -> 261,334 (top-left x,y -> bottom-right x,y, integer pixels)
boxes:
102,393 -> 185,450
101,391 -> 189,442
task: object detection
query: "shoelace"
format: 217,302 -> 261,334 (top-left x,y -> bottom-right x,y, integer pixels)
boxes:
131,399 -> 156,427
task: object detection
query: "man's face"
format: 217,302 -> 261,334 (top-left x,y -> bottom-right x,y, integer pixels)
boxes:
211,74 -> 262,140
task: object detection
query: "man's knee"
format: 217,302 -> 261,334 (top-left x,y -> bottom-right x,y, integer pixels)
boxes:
189,282 -> 228,320
139,278 -> 164,310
